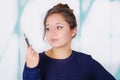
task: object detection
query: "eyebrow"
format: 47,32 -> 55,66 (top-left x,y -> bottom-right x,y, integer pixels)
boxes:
56,23 -> 64,27
45,23 -> 63,26
45,24 -> 49,27
56,23 -> 62,25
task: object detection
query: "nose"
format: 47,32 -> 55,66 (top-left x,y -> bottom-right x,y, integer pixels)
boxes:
50,28 -> 57,36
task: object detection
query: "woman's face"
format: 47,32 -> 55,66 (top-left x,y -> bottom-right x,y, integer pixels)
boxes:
45,13 -> 76,48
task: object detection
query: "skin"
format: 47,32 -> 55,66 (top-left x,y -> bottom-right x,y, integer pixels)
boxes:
26,45 -> 39,68
26,13 -> 77,68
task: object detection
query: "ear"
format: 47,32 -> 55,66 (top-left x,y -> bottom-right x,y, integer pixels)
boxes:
71,27 -> 77,37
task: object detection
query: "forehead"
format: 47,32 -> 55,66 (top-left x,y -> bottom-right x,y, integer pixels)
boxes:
47,13 -> 65,21
45,13 -> 68,25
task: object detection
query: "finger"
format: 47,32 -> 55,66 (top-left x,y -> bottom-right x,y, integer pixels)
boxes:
28,49 -> 36,59
27,52 -> 38,64
26,45 -> 33,60
27,45 -> 34,56
27,45 -> 32,54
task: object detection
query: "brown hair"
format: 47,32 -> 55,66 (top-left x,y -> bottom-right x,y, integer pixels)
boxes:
43,3 -> 77,38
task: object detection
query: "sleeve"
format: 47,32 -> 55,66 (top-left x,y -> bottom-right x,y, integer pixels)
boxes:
88,56 -> 116,80
23,63 -> 42,80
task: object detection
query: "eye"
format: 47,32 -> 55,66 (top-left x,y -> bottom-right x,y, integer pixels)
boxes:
46,27 -> 50,31
56,26 -> 63,30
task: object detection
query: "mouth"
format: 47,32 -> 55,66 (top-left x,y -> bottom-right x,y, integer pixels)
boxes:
51,39 -> 59,42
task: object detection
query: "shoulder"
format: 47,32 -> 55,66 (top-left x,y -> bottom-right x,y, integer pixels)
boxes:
72,50 -> 102,66
72,50 -> 103,67
72,50 -> 92,60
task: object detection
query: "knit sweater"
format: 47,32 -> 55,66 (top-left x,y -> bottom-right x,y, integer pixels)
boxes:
23,50 -> 115,80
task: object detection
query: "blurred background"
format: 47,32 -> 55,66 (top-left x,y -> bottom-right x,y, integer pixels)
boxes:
0,0 -> 120,80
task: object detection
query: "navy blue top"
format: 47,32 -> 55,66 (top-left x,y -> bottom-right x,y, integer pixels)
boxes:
23,50 -> 115,80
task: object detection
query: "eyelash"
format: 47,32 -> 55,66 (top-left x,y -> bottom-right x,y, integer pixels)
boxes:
45,26 -> 63,31
57,26 -> 63,29
46,27 -> 49,31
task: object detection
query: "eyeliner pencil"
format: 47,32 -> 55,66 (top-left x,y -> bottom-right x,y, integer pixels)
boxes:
24,33 -> 30,47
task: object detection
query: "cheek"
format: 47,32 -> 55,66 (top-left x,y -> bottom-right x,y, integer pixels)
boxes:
45,33 -> 50,41
60,31 -> 72,39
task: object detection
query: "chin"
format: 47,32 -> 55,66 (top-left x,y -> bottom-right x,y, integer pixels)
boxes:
51,44 -> 64,48
51,45 -> 62,48
49,42 -> 67,48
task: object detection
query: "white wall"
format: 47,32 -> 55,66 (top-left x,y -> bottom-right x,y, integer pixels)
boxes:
0,0 -> 120,80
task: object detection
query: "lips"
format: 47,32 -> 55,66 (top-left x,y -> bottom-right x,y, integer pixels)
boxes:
51,39 -> 59,42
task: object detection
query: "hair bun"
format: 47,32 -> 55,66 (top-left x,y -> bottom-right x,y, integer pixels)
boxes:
54,3 -> 70,9
53,3 -> 73,14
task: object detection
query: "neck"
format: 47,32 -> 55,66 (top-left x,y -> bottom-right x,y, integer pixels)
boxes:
47,46 -> 72,59
45,40 -> 73,59
52,48 -> 72,59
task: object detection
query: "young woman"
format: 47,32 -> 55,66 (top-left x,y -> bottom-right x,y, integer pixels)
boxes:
23,3 -> 116,80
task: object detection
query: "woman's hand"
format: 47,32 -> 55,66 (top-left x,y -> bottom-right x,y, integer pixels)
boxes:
26,45 -> 39,68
